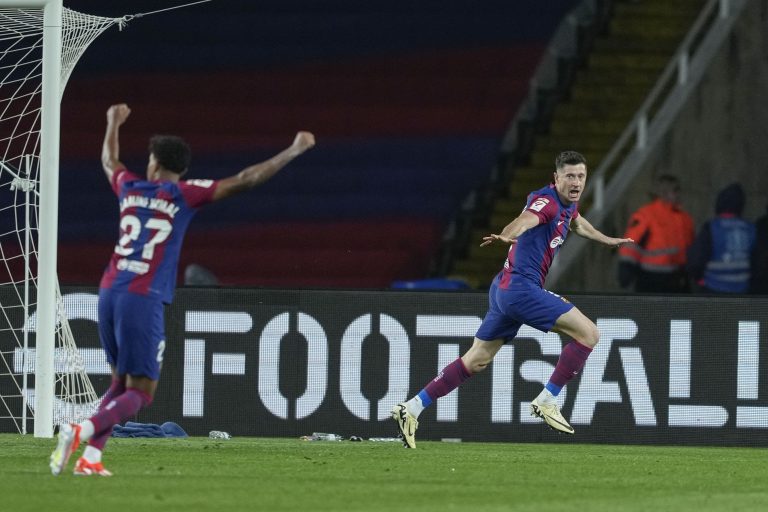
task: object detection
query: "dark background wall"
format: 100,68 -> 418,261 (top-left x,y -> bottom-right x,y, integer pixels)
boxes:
58,0 -> 578,288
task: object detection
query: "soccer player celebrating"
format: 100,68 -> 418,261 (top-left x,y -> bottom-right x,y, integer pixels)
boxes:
50,104 -> 315,475
392,151 -> 633,447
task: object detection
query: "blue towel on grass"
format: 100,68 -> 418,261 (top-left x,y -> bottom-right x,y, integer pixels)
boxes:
111,421 -> 188,438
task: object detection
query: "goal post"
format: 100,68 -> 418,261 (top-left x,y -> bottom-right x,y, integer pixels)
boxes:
38,0 -> 62,439
0,0 -> 124,437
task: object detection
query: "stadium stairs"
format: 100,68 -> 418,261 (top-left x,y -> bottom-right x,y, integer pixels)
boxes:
446,0 -> 706,289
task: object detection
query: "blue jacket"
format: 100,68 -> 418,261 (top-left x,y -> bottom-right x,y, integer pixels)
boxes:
690,216 -> 756,293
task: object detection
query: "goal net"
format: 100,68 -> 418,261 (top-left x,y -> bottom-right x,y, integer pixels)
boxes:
0,2 -> 122,434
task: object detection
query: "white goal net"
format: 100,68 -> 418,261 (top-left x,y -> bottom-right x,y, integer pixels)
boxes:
0,3 -> 122,434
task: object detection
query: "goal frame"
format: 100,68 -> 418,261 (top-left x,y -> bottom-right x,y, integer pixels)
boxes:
0,0 -> 63,437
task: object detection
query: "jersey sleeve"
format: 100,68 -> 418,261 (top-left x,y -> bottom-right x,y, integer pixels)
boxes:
179,179 -> 220,208
525,194 -> 558,224
618,208 -> 650,261
110,167 -> 141,196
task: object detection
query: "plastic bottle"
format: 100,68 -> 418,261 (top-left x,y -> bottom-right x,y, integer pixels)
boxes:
209,430 -> 232,440
311,432 -> 343,441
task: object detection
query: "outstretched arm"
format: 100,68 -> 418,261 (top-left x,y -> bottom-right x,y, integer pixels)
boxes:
212,132 -> 316,201
480,210 -> 541,247
572,215 -> 633,247
101,103 -> 131,183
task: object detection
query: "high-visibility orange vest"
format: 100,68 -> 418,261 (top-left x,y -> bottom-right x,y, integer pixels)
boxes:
618,199 -> 695,273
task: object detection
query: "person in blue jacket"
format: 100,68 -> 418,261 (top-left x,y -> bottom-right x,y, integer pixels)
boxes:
687,183 -> 755,293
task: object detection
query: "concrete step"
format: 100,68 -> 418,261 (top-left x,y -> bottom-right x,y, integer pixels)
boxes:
608,19 -> 693,40
534,138 -> 614,159
613,0 -> 705,18
569,82 -> 652,106
551,102 -> 636,121
575,70 -> 657,88
549,117 -> 627,136
530,149 -> 604,170
591,36 -> 680,55
570,83 -> 650,102
555,92 -> 639,113
586,53 -> 669,70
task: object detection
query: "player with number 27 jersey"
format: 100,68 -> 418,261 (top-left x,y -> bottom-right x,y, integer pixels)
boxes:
48,103 -> 315,478
99,167 -> 218,304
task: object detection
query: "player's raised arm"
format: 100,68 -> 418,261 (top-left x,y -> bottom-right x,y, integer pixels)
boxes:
480,210 -> 541,247
571,215 -> 633,248
101,103 -> 131,183
212,131 -> 315,202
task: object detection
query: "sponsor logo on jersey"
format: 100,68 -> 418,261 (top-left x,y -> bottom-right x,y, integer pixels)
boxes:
549,236 -> 564,249
528,198 -> 550,212
117,258 -> 150,275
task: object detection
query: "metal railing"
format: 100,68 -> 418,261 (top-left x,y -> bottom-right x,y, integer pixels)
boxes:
587,0 -> 732,212
547,0 -> 749,288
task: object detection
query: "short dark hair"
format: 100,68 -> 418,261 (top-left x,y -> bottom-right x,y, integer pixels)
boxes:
148,135 -> 191,174
555,150 -> 587,170
715,182 -> 745,216
652,174 -> 680,197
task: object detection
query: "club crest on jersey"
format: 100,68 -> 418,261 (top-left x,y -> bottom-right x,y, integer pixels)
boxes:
549,236 -> 564,249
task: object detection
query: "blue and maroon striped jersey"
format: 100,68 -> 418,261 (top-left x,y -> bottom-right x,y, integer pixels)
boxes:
99,167 -> 219,303
499,184 -> 579,289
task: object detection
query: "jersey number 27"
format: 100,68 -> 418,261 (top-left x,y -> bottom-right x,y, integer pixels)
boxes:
115,215 -> 172,260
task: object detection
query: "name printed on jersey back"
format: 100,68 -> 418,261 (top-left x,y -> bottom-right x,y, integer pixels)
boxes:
120,195 -> 180,218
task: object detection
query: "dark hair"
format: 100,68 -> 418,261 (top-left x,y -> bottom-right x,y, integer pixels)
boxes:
715,182 -> 745,216
652,174 -> 680,197
148,135 -> 191,174
555,151 -> 587,170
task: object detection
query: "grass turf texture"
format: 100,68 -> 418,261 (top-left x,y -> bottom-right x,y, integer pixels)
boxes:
1,435 -> 767,511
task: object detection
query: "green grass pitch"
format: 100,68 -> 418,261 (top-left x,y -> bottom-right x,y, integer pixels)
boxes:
1,434 -> 767,511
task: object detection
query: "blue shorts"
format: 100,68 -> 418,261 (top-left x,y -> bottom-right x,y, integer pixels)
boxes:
475,274 -> 574,343
98,288 -> 166,380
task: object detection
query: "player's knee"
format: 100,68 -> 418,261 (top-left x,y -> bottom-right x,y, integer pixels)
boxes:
462,353 -> 492,374
467,359 -> 491,373
582,323 -> 600,348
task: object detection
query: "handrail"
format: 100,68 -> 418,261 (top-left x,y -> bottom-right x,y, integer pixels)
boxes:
547,0 -> 749,289
587,0 -> 722,211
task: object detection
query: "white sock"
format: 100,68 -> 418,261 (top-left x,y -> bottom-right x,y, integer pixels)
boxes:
82,445 -> 102,463
405,395 -> 426,418
78,419 -> 95,442
536,388 -> 556,404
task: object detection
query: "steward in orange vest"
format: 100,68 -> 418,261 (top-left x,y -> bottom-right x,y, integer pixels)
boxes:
618,175 -> 694,293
